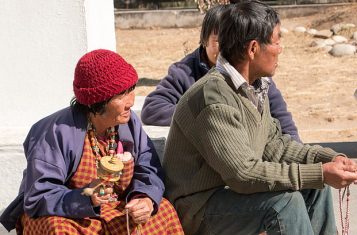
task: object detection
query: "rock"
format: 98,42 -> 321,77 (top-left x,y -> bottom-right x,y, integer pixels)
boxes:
344,23 -> 356,29
294,26 -> 306,33
331,23 -> 342,35
306,28 -> 317,35
324,38 -> 336,46
353,31 -> 357,41
331,23 -> 356,35
314,29 -> 333,39
329,44 -> 356,57
332,35 -> 348,43
280,27 -> 289,35
311,39 -> 326,48
323,45 -> 333,52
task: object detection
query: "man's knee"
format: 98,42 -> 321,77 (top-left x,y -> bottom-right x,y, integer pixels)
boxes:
271,191 -> 306,215
264,192 -> 313,234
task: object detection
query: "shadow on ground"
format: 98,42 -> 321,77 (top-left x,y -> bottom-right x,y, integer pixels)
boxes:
137,77 -> 160,87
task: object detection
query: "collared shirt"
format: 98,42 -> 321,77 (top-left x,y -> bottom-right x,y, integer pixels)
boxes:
215,54 -> 270,113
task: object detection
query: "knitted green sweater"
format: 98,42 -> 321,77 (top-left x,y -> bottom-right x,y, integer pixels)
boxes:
163,69 -> 339,234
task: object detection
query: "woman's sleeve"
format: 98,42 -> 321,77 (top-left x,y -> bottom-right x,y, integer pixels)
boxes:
127,113 -> 165,214
23,125 -> 99,219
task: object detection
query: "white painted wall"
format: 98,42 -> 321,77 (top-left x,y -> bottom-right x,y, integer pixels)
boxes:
0,0 -> 116,232
0,0 -> 116,138
85,0 -> 116,51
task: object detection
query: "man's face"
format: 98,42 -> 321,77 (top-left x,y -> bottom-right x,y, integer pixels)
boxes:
251,24 -> 282,78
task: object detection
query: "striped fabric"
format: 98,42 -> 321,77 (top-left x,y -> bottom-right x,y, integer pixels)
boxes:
18,133 -> 183,235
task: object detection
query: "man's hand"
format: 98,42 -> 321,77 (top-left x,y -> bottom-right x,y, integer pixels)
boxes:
125,197 -> 154,224
333,155 -> 357,166
332,155 -> 357,184
323,159 -> 357,189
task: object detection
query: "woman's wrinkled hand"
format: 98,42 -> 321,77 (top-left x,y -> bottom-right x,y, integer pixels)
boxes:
88,180 -> 114,207
125,197 -> 154,224
91,192 -> 111,207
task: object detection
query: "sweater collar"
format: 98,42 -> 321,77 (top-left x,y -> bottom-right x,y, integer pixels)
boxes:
215,54 -> 271,113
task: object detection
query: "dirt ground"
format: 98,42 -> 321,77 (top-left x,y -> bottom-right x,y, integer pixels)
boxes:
116,5 -> 357,143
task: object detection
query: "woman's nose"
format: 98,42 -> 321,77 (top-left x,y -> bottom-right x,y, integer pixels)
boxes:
125,90 -> 135,108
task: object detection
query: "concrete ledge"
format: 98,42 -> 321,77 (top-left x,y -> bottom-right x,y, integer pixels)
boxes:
115,3 -> 354,29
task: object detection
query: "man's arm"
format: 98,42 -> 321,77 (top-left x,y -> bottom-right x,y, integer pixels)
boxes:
264,117 -> 357,189
268,78 -> 301,142
192,103 -> 323,193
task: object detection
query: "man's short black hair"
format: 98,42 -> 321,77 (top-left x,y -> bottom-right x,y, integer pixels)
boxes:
219,0 -> 280,64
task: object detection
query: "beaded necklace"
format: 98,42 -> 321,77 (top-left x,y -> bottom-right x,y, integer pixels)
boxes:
87,122 -> 132,235
87,122 -> 117,167
339,186 -> 350,235
87,121 -> 123,183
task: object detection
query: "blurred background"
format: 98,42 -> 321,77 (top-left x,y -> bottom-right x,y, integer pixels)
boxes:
114,0 -> 357,10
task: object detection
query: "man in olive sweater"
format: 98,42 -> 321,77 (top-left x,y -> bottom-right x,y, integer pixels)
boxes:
163,1 -> 357,235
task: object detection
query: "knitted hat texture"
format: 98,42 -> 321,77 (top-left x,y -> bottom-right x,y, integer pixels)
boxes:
73,49 -> 138,105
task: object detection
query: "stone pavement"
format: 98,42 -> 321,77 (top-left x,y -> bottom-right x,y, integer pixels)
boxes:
332,185 -> 357,235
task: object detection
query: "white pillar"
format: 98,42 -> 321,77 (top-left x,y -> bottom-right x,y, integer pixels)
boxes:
0,0 -> 116,225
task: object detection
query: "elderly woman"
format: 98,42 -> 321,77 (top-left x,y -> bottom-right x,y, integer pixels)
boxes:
0,49 -> 183,234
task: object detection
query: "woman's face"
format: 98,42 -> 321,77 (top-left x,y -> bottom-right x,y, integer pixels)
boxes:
205,32 -> 219,66
100,88 -> 135,126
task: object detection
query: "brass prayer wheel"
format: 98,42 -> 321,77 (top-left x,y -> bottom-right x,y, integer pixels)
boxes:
97,156 -> 124,182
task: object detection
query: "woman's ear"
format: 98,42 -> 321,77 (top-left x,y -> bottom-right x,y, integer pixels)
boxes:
247,40 -> 259,60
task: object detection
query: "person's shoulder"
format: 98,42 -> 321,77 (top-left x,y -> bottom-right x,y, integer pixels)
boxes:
180,47 -> 200,64
168,49 -> 199,73
24,107 -> 83,152
178,69 -> 236,117
31,107 -> 71,127
29,107 -> 85,137
169,47 -> 202,73
192,69 -> 233,102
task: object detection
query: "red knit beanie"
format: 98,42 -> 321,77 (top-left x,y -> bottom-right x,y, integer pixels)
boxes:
73,49 -> 138,105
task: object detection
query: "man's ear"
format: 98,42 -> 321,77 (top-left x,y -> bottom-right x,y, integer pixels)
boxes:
247,40 -> 259,60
